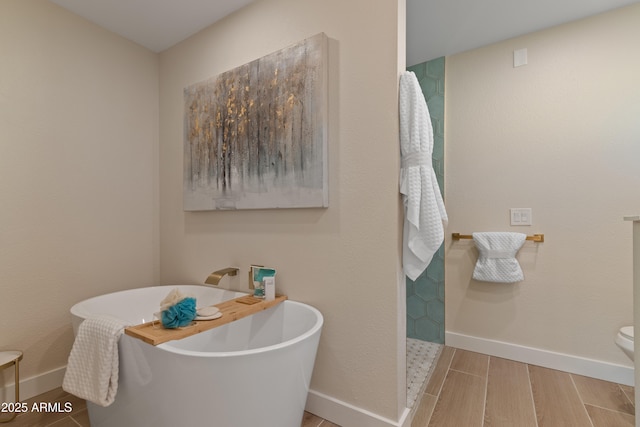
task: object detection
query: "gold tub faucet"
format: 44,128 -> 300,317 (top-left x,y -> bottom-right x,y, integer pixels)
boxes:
204,267 -> 239,286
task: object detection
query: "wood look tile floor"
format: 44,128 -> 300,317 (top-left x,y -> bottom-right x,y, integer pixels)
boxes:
5,346 -> 633,427
412,346 -> 635,427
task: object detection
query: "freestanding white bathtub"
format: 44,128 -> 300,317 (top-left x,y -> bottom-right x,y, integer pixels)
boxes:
69,285 -> 323,427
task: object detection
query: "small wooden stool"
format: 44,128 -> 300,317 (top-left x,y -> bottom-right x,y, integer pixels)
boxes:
0,351 -> 23,423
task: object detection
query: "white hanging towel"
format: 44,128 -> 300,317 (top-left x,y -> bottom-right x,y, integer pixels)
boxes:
472,232 -> 527,283
399,71 -> 448,281
63,315 -> 129,406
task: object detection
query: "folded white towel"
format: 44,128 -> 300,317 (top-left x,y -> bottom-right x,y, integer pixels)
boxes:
472,232 -> 527,283
399,71 -> 448,281
63,315 -> 129,406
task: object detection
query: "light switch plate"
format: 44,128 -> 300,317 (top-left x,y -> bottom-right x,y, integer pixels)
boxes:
511,208 -> 532,226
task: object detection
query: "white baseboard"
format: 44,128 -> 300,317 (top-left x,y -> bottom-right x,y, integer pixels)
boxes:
306,389 -> 411,427
0,366 -> 66,403
446,331 -> 634,386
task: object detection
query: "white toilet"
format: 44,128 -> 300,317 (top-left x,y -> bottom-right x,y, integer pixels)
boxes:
615,326 -> 634,360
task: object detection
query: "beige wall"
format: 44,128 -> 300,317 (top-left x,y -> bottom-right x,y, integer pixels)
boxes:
0,1 -> 159,390
445,4 -> 640,366
1,0 -> 405,419
159,0 -> 405,419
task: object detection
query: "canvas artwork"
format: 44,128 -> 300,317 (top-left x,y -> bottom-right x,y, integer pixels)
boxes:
183,33 -> 328,210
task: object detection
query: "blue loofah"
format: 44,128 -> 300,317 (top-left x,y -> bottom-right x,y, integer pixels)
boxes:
161,297 -> 197,328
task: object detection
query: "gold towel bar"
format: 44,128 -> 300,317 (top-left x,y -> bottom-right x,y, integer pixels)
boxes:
452,233 -> 544,243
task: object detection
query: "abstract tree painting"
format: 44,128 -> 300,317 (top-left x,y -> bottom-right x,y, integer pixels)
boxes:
183,33 -> 328,210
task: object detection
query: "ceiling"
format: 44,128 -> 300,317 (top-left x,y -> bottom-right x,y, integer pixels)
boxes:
49,0 -> 257,53
50,0 -> 638,64
406,0 -> 639,66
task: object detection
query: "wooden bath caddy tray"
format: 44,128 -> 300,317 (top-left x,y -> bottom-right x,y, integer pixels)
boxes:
124,295 -> 287,346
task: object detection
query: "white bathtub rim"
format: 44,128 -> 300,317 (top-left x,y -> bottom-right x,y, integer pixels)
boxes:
158,300 -> 324,358
70,284 -> 242,320
71,286 -> 324,359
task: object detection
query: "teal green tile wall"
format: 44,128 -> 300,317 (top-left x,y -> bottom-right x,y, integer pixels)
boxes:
406,57 -> 445,343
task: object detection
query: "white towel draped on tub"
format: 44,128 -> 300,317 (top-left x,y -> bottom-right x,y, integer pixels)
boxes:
63,315 -> 129,406
399,71 -> 448,281
472,232 -> 527,283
